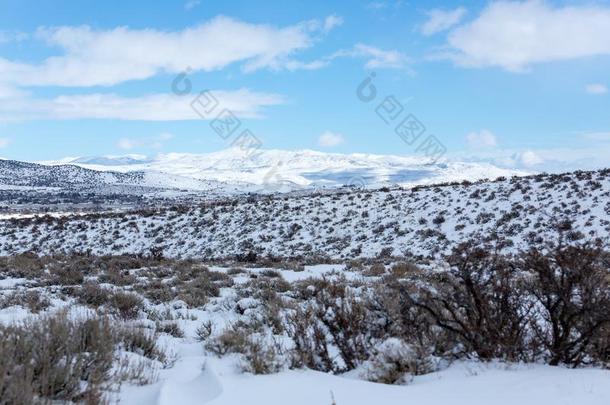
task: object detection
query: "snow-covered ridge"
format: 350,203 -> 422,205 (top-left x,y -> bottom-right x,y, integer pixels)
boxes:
39,148 -> 529,192
0,158 -> 230,194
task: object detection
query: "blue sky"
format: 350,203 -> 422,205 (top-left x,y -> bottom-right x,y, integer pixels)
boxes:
1,0 -> 610,171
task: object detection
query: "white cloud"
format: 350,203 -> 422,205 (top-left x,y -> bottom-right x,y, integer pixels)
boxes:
0,83 -> 26,99
356,44 -> 408,69
288,43 -> 410,72
283,59 -> 330,71
0,89 -> 284,122
421,7 -> 467,36
445,1 -> 610,71
338,43 -> 409,69
318,131 -> 345,147
0,16 -> 339,88
283,42 -> 410,71
585,83 -> 608,95
466,129 -> 498,149
0,138 -> 10,148
184,0 -> 200,10
323,15 -> 344,33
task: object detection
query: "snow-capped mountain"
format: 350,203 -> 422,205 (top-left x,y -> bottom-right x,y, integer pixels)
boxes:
41,148 -> 529,192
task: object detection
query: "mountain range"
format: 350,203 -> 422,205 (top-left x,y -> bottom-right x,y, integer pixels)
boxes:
26,148 -> 529,195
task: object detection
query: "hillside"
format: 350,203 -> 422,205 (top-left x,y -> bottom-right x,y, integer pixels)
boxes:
1,168 -> 608,259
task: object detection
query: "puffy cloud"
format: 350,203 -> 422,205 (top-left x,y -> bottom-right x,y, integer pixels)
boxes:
585,83 -> 608,95
421,7 -> 467,36
466,129 -> 498,149
445,1 -> 610,71
519,149 -> 544,167
0,89 -> 284,122
318,131 -> 345,147
0,15 -> 339,88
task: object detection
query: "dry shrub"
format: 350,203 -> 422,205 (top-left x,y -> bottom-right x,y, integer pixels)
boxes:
156,321 -> 184,338
195,321 -> 213,342
363,338 -> 437,385
389,262 -> 420,278
259,269 -> 282,278
363,263 -> 386,277
98,267 -> 136,287
47,260 -> 88,286
139,280 -> 174,304
240,336 -> 284,375
110,292 -> 144,320
0,311 -> 162,404
1,290 -> 51,313
286,278 -> 374,372
118,327 -> 167,365
0,253 -> 45,279
205,324 -> 250,356
227,267 -> 247,276
77,281 -> 111,308
177,274 -> 220,308
286,306 -> 334,372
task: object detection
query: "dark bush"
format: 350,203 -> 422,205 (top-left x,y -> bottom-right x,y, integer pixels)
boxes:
520,243 -> 610,366
405,243 -> 533,361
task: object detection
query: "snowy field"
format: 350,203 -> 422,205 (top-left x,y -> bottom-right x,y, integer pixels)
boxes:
0,257 -> 608,404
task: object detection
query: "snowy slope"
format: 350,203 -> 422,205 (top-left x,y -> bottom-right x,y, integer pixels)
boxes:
0,158 -> 232,194
1,168 -> 608,259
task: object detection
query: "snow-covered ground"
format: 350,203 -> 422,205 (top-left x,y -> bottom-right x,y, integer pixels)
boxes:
1,261 -> 607,405
121,353 -> 610,405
